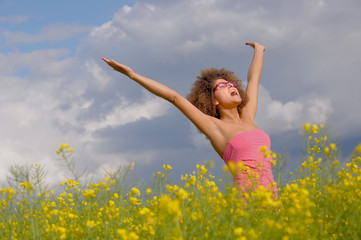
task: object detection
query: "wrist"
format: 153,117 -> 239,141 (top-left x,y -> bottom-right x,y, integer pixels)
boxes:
254,47 -> 265,54
128,71 -> 137,80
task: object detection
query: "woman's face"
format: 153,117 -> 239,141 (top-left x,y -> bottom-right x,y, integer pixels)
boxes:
212,79 -> 242,107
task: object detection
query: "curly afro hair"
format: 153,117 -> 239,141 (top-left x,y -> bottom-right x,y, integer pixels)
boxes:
186,68 -> 248,119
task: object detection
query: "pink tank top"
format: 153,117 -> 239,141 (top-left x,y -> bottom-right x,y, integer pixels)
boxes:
222,129 -> 278,198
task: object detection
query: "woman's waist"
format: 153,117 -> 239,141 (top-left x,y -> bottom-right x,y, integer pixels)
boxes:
228,158 -> 273,170
233,166 -> 275,181
233,173 -> 275,185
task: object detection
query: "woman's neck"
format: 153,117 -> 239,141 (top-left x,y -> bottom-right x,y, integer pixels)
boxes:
219,108 -> 241,124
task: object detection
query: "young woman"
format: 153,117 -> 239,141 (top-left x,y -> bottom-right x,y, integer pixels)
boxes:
102,42 -> 277,197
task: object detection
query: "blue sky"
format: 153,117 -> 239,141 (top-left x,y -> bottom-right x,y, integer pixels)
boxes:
1,0 -> 360,186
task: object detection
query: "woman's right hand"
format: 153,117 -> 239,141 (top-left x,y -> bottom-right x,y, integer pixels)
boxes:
102,58 -> 135,78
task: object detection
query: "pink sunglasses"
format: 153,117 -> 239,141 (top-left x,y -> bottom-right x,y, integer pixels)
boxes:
213,81 -> 237,92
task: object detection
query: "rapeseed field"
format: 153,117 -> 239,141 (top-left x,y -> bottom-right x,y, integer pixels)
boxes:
1,123 -> 361,239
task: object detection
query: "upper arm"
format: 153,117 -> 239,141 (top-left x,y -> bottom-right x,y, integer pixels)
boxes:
241,46 -> 264,122
241,78 -> 259,122
170,92 -> 219,137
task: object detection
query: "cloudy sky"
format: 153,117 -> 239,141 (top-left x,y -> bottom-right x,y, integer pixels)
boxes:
1,0 -> 360,187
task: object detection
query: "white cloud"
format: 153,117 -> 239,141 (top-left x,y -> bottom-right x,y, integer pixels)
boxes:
88,1 -> 264,60
3,24 -> 91,44
0,49 -> 74,75
85,93 -> 169,132
256,85 -> 334,135
0,47 -> 169,186
89,21 -> 127,44
85,60 -> 112,90
0,71 -> 90,185
189,124 -> 211,149
0,15 -> 29,24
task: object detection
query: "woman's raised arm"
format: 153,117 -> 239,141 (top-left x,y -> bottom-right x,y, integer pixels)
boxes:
102,58 -> 220,138
241,42 -> 266,122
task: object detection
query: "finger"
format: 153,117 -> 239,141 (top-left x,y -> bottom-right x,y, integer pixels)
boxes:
102,57 -> 112,64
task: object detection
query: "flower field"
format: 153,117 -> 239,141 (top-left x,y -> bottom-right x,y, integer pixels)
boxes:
1,123 -> 361,239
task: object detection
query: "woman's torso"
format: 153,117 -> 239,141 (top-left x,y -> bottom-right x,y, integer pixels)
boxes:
221,127 -> 277,196
207,118 -> 277,195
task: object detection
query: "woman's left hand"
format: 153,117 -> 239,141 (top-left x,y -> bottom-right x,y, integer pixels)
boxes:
245,42 -> 266,52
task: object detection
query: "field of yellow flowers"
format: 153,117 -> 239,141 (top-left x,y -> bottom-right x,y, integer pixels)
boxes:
1,123 -> 361,239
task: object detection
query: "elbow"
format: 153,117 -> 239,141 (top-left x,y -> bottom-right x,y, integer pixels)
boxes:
168,91 -> 180,104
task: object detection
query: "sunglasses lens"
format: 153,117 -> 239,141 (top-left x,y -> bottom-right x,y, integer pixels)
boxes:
213,81 -> 237,91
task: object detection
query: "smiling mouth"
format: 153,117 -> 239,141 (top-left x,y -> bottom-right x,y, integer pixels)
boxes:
230,89 -> 238,96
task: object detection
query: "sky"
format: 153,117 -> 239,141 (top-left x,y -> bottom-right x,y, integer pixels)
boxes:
1,0 -> 360,187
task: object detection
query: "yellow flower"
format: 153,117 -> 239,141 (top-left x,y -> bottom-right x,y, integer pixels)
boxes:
259,145 -> 267,153
20,182 -> 33,190
269,182 -> 277,187
49,209 -> 59,216
333,160 -> 339,167
227,161 -> 236,175
139,207 -> 151,215
223,164 -> 230,174
131,187 -> 140,197
82,189 -> 96,200
176,188 -> 189,200
200,165 -> 208,175
248,229 -> 259,239
330,143 -> 336,151
163,164 -> 172,171
86,220 -> 97,228
324,147 -> 330,156
234,227 -> 243,236
129,197 -> 141,206
158,195 -> 182,217
311,124 -> 319,134
146,188 -> 152,195
128,232 -> 139,240
354,143 -> 361,154
129,162 -> 135,170
264,150 -> 272,158
117,229 -> 128,240
303,123 -> 311,133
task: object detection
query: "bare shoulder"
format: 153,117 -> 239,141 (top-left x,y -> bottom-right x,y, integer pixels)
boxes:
206,118 -> 257,157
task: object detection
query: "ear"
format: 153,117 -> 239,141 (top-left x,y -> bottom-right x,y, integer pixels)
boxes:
213,98 -> 219,106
